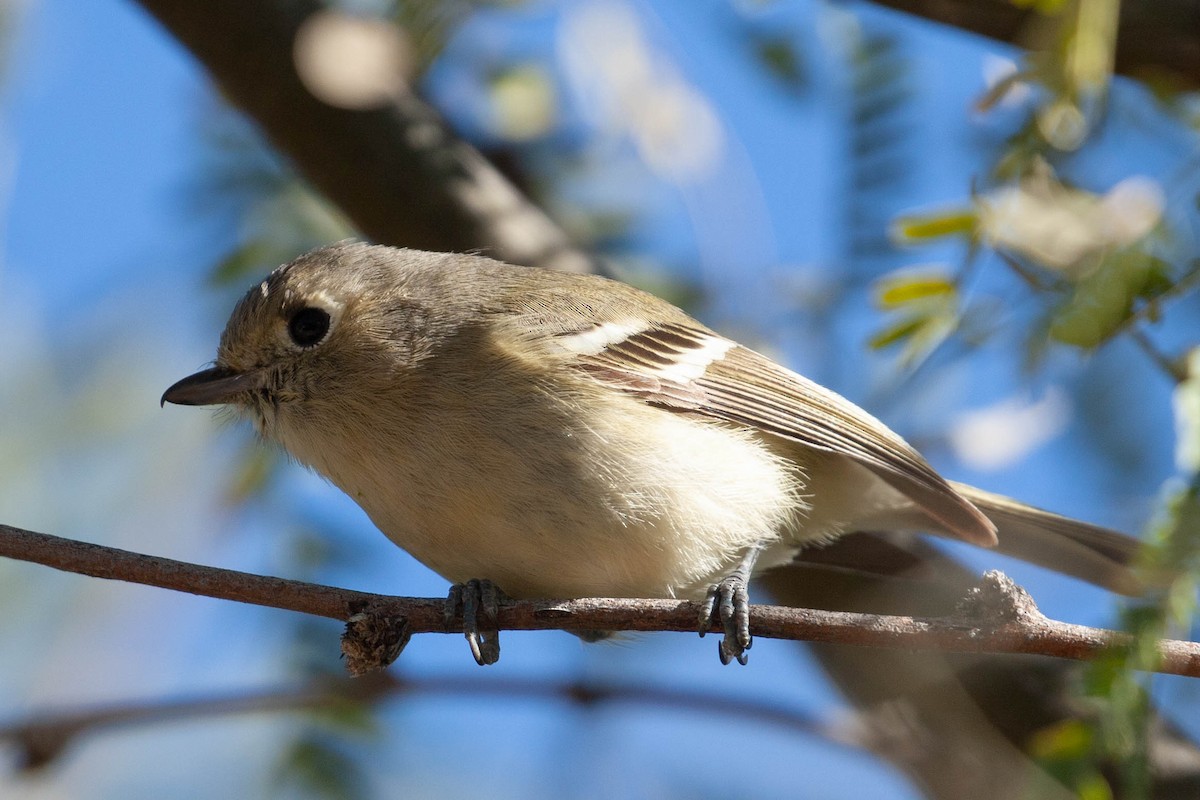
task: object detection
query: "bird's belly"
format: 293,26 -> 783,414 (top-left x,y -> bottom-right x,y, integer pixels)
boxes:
376,499 -> 729,600
337,403 -> 810,600
289,388 -> 811,599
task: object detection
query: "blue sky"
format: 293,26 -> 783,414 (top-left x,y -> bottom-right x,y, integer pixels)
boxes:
5,1 -> 212,309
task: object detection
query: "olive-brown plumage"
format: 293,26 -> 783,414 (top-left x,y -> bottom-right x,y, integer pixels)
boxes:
164,242 -> 1142,663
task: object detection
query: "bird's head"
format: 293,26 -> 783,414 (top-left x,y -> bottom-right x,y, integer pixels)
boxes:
162,241 -> 448,438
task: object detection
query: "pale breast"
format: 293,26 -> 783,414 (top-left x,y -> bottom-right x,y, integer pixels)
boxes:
275,385 -> 809,600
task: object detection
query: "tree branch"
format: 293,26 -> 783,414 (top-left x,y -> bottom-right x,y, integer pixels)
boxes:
869,0 -> 1200,89
133,0 -> 599,273
3,523 -> 1198,676
0,671 -> 851,771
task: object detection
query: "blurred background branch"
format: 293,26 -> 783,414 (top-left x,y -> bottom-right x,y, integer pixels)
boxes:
138,0 -> 599,273
869,0 -> 1200,90
0,671 -> 849,773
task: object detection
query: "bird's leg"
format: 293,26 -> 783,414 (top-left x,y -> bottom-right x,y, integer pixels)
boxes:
698,545 -> 763,665
444,579 -> 505,665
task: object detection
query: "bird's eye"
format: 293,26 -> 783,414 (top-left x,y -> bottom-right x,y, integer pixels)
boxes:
288,307 -> 331,348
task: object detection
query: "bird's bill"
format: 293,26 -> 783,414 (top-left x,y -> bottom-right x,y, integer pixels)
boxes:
161,366 -> 268,407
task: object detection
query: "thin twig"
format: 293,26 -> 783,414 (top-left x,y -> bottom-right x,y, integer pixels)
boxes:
1128,327 -> 1187,383
996,250 -> 1068,292
3,523 -> 1199,676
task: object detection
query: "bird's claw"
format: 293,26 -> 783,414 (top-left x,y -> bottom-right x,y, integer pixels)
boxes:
698,575 -> 753,665
698,546 -> 761,665
445,579 -> 504,665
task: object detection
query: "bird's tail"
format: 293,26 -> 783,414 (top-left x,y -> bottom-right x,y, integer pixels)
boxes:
950,482 -> 1144,595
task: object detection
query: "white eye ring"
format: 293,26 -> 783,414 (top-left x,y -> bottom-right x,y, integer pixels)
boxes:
288,306 -> 332,348
280,292 -> 343,350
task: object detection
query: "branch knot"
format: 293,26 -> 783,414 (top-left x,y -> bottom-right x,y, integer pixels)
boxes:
341,602 -> 411,676
956,570 -> 1044,628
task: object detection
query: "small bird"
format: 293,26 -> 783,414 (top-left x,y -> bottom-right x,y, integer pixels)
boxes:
164,242 -> 1140,665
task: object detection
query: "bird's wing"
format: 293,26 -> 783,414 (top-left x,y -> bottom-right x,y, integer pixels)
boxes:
530,310 -> 997,546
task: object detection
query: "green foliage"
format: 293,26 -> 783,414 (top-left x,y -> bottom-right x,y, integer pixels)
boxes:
890,209 -> 977,243
885,168 -> 1192,369
1027,720 -> 1112,800
222,439 -> 281,506
875,273 -> 956,306
486,63 -> 557,141
1022,474 -> 1200,800
209,240 -> 282,288
1047,250 -> 1173,349
274,733 -> 370,800
1174,349 -> 1200,472
978,0 -> 1123,171
1080,478 -> 1200,798
1068,368 -> 1200,796
992,119 -> 1057,182
390,0 -> 472,74
750,35 -> 806,91
877,8 -> 1199,789
870,268 -> 960,366
1013,0 -> 1073,13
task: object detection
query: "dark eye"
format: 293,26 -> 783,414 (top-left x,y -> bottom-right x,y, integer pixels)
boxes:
288,307 -> 331,347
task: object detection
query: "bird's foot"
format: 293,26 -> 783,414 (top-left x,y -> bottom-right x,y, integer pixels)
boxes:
445,579 -> 505,665
698,547 -> 762,665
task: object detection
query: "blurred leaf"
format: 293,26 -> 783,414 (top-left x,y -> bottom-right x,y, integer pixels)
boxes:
891,210 -> 976,243
751,36 -> 805,91
1047,278 -> 1127,348
1013,0 -> 1072,12
993,119 -> 1053,181
1142,476 -> 1200,581
871,267 -> 960,366
874,272 -> 955,308
392,0 -> 471,74
223,440 -> 279,505
1086,632 -> 1154,794
1048,250 -> 1172,348
870,309 -> 957,368
901,311 -> 956,365
559,208 -> 637,250
1165,572 -> 1199,629
1029,720 -> 1114,800
1063,0 -> 1119,92
488,63 -> 557,141
275,734 -> 368,800
1029,719 -> 1094,760
1174,348 -> 1200,474
1082,476 -> 1200,797
869,315 -> 926,350
209,240 -> 278,287
312,691 -> 380,736
1075,776 -> 1116,800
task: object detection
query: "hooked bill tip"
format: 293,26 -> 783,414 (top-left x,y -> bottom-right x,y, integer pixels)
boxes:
161,366 -> 264,407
